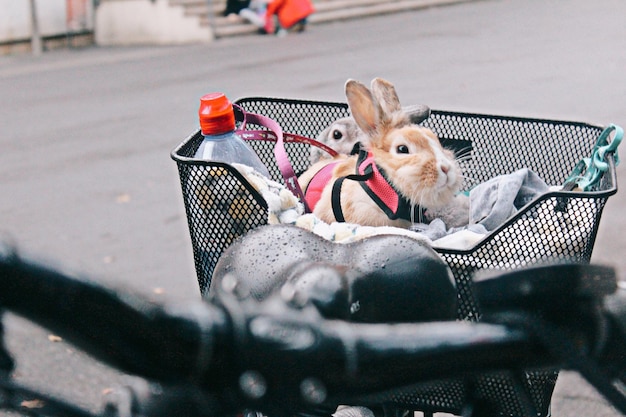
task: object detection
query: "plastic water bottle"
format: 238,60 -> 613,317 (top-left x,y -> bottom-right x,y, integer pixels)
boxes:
195,92 -> 271,178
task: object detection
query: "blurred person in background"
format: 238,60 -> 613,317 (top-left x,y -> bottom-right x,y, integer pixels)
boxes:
264,0 -> 314,35
238,0 -> 271,30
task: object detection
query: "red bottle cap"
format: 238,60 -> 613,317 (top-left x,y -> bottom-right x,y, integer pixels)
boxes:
198,93 -> 236,135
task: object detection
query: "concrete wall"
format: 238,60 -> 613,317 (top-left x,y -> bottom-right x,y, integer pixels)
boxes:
0,0 -> 93,43
95,0 -> 213,45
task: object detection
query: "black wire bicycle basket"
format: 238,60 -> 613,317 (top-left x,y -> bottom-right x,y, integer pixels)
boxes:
171,97 -> 619,417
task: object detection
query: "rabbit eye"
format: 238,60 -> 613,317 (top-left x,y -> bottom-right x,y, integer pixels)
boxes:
332,130 -> 343,140
397,145 -> 410,154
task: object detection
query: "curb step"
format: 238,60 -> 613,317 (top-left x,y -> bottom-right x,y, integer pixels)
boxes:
172,0 -> 474,39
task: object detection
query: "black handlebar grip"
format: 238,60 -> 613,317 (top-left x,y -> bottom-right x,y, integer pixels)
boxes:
0,246 -> 226,384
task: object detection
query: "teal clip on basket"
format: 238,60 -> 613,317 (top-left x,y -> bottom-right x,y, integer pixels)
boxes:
564,123 -> 623,191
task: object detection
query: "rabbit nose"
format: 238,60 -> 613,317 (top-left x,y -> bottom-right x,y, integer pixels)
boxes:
440,163 -> 450,174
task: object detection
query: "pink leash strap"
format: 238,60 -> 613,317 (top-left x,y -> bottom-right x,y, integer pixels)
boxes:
235,105 -> 338,213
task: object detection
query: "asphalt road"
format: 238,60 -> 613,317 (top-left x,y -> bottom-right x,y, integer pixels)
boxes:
1,0 -> 626,415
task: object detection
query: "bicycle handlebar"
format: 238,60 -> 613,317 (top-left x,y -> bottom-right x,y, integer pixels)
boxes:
1,246 -> 626,416
0,246 -> 226,384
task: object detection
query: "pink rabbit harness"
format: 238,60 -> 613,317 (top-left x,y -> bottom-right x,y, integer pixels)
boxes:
304,150 -> 423,222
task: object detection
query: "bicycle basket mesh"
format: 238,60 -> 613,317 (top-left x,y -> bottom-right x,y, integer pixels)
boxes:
171,97 -> 617,417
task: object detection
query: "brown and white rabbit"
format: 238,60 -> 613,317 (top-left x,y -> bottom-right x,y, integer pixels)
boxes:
299,78 -> 467,229
309,104 -> 432,164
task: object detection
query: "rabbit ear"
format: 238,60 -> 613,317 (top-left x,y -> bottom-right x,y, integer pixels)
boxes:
370,78 -> 402,118
403,104 -> 431,124
345,79 -> 380,136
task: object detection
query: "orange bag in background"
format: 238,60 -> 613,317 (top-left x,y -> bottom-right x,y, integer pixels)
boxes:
265,0 -> 314,33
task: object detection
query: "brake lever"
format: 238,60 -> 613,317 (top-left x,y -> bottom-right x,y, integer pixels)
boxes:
473,263 -> 617,312
474,264 -> 626,414
474,263 -> 616,345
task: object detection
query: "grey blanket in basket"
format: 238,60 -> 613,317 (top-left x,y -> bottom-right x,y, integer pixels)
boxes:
413,168 -> 550,242
470,168 -> 550,231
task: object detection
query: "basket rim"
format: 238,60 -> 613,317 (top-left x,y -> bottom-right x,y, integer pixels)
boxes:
435,155 -> 618,255
170,128 -> 198,163
233,95 -> 605,130
234,96 -> 349,111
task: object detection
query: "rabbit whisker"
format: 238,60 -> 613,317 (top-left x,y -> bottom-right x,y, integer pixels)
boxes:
414,188 -> 427,224
454,155 -> 474,164
453,146 -> 473,158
